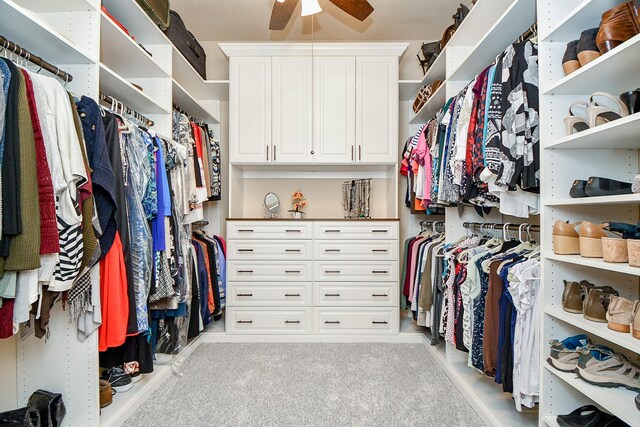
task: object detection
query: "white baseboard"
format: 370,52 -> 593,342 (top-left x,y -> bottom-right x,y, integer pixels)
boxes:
199,332 -> 425,344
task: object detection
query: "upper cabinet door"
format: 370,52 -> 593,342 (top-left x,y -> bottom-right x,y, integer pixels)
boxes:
356,57 -> 398,164
229,57 -> 272,164
272,57 -> 313,164
313,57 -> 356,164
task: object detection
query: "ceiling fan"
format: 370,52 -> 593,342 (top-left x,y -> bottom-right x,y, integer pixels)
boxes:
269,0 -> 374,30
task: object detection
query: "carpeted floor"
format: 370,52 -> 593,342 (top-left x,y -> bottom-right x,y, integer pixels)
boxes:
124,343 -> 485,427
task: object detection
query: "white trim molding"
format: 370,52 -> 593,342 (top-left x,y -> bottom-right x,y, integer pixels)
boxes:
218,42 -> 409,57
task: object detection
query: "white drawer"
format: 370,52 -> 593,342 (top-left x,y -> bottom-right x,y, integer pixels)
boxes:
228,240 -> 312,261
314,240 -> 397,261
314,261 -> 398,282
314,222 -> 398,240
313,308 -> 399,334
313,283 -> 396,307
228,261 -> 312,281
228,282 -> 312,307
227,221 -> 311,239
226,308 -> 311,334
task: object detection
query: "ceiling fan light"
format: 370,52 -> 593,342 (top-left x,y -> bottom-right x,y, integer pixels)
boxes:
276,0 -> 285,3
301,0 -> 322,16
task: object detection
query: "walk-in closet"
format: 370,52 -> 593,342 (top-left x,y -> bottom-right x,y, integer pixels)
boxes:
0,0 -> 639,426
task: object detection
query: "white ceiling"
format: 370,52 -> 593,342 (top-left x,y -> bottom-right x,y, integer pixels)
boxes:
170,0 -> 465,42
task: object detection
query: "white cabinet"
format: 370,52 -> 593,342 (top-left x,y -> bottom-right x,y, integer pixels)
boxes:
272,57 -> 313,163
356,57 -> 399,163
229,57 -> 271,163
313,57 -> 356,164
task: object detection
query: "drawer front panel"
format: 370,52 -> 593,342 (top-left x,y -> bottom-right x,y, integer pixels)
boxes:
314,240 -> 397,260
313,283 -> 396,306
227,308 -> 311,334
228,240 -> 312,260
314,308 -> 399,334
228,222 -> 312,239
228,282 -> 312,307
314,222 -> 398,240
314,262 -> 398,282
228,261 -> 312,281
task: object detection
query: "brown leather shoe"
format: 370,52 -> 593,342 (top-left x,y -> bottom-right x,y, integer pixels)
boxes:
563,280 -> 588,313
578,221 -> 608,258
632,300 -> 640,339
607,295 -> 635,332
99,379 -> 113,408
596,1 -> 640,54
583,285 -> 619,323
553,220 -> 581,255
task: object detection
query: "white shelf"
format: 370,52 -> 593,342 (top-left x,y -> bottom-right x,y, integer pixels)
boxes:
545,34 -> 640,96
99,63 -> 169,114
100,11 -> 169,78
411,47 -> 446,96
544,365 -> 640,427
546,307 -> 640,354
543,415 -> 560,427
409,83 -> 446,124
205,80 -> 229,102
448,0 -> 536,82
172,46 -> 216,98
13,0 -> 97,12
0,0 -> 96,64
446,0 -> 519,48
172,80 -> 220,124
100,0 -> 168,45
545,252 -> 640,276
545,113 -> 640,150
544,194 -> 640,207
399,80 -> 422,101
542,0 -> 619,43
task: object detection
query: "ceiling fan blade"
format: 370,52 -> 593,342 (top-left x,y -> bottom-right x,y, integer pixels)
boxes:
327,0 -> 374,21
269,0 -> 300,30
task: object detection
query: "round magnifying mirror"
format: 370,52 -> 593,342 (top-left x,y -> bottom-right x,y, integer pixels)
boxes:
264,192 -> 280,218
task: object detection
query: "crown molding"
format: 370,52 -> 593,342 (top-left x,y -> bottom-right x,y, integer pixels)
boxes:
218,42 -> 409,57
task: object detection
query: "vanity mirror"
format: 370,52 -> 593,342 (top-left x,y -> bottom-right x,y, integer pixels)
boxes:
263,192 -> 280,218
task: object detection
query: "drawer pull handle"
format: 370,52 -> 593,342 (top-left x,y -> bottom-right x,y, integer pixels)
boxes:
285,249 -> 301,253
324,249 -> 341,252
324,321 -> 341,324
285,229 -> 302,233
372,249 -> 388,253
285,320 -> 300,324
285,270 -> 301,273
372,230 -> 388,233
238,229 -> 254,232
372,321 -> 388,325
372,294 -> 388,297
324,293 -> 341,297
284,293 -> 301,297
325,229 -> 341,233
236,293 -> 253,297
237,320 -> 253,324
372,270 -> 388,274
237,249 -> 254,252
325,270 -> 341,274
237,270 -> 254,273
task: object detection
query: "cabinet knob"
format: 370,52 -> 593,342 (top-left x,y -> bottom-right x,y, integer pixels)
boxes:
310,150 -> 314,155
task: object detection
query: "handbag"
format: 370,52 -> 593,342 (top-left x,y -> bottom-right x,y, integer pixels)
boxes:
27,390 -> 65,427
439,3 -> 471,50
0,407 -> 41,427
135,0 -> 171,31
418,41 -> 442,74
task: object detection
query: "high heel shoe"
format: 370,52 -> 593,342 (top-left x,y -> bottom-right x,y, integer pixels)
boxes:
579,221 -> 608,258
586,92 -> 629,127
553,220 -> 581,255
576,28 -> 601,66
562,40 -> 580,75
596,1 -> 640,54
620,88 -> 640,115
564,101 -> 590,134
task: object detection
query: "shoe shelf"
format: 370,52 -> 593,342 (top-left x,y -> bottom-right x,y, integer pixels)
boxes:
544,33 -> 640,96
545,113 -> 640,150
99,63 -> 170,114
546,308 -> 640,354
544,193 -> 640,206
407,47 -> 447,116
172,80 -> 220,124
408,83 -> 446,125
545,252 -> 640,276
541,0 -> 621,43
400,80 -> 422,101
447,0 -> 536,82
101,0 -> 168,45
445,0 -> 519,48
543,416 -> 560,427
0,0 -> 97,64
544,365 -> 640,427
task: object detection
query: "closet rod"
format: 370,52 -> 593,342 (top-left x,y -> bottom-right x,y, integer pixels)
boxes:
0,34 -> 73,82
420,220 -> 445,231
99,92 -> 154,127
172,103 -> 206,127
463,222 -> 540,233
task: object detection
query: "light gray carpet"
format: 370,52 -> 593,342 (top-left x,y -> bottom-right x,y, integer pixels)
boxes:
124,343 -> 485,427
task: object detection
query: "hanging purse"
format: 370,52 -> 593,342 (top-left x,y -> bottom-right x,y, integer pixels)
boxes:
27,390 -> 65,427
0,407 -> 41,427
419,41 -> 442,74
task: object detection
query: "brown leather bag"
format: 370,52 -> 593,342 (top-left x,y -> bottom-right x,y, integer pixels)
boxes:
440,25 -> 457,50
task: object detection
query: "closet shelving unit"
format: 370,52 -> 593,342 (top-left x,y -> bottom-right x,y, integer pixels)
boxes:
539,0 -> 640,425
405,0 -> 539,425
0,0 -> 224,425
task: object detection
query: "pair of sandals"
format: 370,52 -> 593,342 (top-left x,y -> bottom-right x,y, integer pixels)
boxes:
565,90 -> 640,135
570,176 -> 633,198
